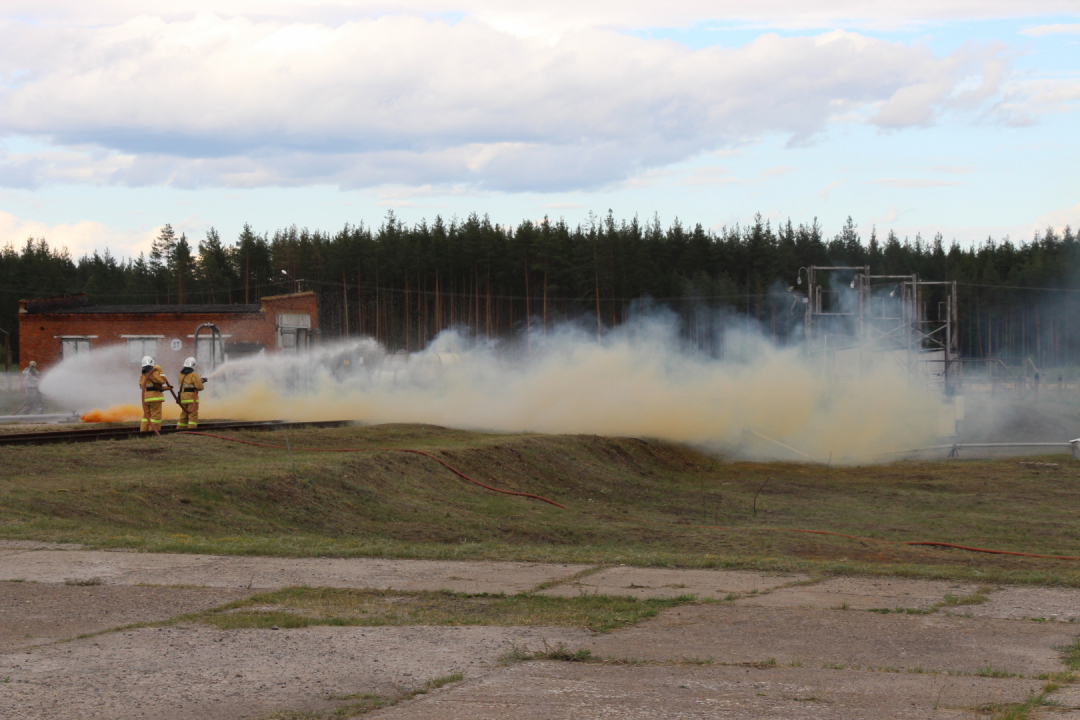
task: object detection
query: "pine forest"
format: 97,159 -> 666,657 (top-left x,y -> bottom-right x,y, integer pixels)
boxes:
2,211 -> 1079,367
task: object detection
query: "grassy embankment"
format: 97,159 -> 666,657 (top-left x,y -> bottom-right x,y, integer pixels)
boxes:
2,423 -> 1080,585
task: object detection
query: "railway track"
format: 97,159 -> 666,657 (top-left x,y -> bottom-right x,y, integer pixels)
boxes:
0,420 -> 353,446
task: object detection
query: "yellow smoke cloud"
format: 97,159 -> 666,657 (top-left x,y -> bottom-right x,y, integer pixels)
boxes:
186,323 -> 939,461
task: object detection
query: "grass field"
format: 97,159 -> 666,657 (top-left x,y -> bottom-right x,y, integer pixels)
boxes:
2,422 -> 1080,585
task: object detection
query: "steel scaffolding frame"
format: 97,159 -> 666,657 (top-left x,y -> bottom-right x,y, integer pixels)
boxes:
797,265 -> 958,390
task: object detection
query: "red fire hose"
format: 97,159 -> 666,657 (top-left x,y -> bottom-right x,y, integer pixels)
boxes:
693,524 -> 1080,561
178,431 -> 567,509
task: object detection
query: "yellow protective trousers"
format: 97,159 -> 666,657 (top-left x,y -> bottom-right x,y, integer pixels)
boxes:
140,398 -> 163,433
177,398 -> 199,429
175,371 -> 204,429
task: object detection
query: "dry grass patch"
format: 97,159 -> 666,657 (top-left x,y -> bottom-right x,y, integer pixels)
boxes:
198,587 -> 695,633
942,586 -> 995,607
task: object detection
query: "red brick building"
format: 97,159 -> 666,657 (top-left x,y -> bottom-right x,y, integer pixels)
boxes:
18,292 -> 318,370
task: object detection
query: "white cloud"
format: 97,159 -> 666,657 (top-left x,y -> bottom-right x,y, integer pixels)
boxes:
370,183 -> 475,204
0,211 -> 161,258
818,179 -> 846,199
680,166 -> 734,186
760,165 -> 795,179
606,167 -> 679,190
929,165 -> 975,174
995,79 -> 1080,124
0,144 -> 137,190
1021,23 -> 1080,36
880,220 -> 1033,245
4,1 -> 1078,34
679,164 -> 793,186
873,206 -> 900,224
0,15 -> 1010,192
1034,201 -> 1080,234
868,178 -> 964,188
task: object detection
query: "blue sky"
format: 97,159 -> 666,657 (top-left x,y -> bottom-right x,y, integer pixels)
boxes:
0,1 -> 1078,258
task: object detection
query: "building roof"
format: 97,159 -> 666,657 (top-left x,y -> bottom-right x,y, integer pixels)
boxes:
260,291 -> 316,301
24,303 -> 263,315
19,291 -> 313,316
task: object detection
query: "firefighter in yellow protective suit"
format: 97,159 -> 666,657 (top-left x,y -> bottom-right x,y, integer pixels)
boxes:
176,356 -> 205,429
139,356 -> 172,433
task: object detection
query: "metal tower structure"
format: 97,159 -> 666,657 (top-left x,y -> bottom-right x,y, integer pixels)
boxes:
796,266 -> 958,391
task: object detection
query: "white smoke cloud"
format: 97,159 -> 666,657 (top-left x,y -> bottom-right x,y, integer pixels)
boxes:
39,345 -> 135,412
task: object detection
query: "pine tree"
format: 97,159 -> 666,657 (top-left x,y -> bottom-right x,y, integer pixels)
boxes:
149,224 -> 177,304
172,233 -> 195,306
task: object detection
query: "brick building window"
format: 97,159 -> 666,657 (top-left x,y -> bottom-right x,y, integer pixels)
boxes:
125,337 -> 161,363
60,337 -> 91,359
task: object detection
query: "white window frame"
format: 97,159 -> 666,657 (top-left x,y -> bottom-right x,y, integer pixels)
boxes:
57,336 -> 93,359
124,336 -> 161,364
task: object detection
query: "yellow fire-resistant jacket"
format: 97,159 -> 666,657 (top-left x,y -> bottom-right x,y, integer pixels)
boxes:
140,366 -> 170,402
177,370 -> 204,404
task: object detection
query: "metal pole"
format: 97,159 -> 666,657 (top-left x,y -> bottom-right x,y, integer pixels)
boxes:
907,276 -> 917,384
876,442 -> 1073,459
743,428 -> 815,460
193,323 -> 223,378
945,288 -> 951,390
0,329 -> 9,392
951,280 -> 959,388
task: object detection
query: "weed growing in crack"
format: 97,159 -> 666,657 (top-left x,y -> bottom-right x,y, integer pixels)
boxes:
539,643 -> 593,663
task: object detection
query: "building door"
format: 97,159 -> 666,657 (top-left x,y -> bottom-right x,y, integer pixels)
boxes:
277,313 -> 312,354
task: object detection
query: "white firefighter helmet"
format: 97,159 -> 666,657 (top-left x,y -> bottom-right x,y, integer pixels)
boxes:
183,357 -> 197,369
141,356 -> 154,367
